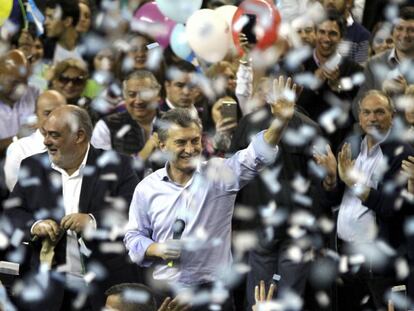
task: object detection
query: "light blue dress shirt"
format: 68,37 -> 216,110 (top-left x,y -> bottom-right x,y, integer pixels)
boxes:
124,131 -> 278,285
337,135 -> 387,243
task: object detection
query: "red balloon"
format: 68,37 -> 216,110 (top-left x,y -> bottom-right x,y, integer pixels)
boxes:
232,0 -> 281,54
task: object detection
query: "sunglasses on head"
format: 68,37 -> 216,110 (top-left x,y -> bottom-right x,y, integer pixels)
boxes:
58,75 -> 86,86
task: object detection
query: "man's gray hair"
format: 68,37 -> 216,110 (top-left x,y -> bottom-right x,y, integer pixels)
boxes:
358,89 -> 395,113
122,70 -> 161,97
65,105 -> 93,140
157,108 -> 202,142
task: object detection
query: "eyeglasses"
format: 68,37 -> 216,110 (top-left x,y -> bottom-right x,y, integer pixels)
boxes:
374,37 -> 393,45
58,75 -> 86,86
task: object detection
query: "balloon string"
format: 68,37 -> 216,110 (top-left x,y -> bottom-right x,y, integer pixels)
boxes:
17,0 -> 28,29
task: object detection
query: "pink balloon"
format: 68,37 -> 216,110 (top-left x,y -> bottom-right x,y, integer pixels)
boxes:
133,2 -> 176,48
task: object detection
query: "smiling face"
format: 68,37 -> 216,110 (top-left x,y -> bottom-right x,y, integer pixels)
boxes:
315,20 -> 342,58
42,111 -> 84,170
392,18 -> 414,55
52,67 -> 87,102
359,93 -> 393,139
124,77 -> 159,123
160,123 -> 202,174
127,35 -> 151,70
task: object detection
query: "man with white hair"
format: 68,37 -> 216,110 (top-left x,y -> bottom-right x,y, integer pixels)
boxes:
4,105 -> 140,310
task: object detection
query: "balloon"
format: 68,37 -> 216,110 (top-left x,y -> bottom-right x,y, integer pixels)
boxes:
170,24 -> 192,60
232,0 -> 281,54
0,0 -> 13,26
133,2 -> 176,48
215,5 -> 238,28
215,5 -> 238,55
186,9 -> 230,63
156,0 -> 202,23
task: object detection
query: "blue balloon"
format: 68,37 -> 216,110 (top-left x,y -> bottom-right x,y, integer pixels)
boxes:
170,24 -> 192,60
156,0 -> 202,23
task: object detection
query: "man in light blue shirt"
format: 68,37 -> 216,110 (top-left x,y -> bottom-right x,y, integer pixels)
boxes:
124,77 -> 297,291
314,90 -> 414,310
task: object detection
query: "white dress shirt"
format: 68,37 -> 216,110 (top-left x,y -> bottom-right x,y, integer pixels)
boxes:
53,44 -> 84,65
337,135 -> 387,243
125,131 -> 278,286
91,120 -> 112,151
4,129 -> 46,191
30,146 -> 96,280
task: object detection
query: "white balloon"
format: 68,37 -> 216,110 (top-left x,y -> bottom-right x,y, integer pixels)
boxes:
186,9 -> 230,63
215,5 -> 238,27
215,5 -> 238,56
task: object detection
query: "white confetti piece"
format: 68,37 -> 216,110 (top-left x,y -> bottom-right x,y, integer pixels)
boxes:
123,288 -> 151,303
2,197 -> 22,210
0,231 -> 9,250
10,229 -> 24,248
97,150 -> 121,167
316,291 -> 330,307
260,167 -> 282,194
395,257 -> 409,280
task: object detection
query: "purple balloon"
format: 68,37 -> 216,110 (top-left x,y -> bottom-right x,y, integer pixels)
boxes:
133,2 -> 176,48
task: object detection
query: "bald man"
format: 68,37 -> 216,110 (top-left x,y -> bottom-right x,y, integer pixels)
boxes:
0,49 -> 39,156
4,105 -> 140,311
4,90 -> 67,191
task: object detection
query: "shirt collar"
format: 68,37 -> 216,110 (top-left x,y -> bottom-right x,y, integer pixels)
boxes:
165,98 -> 176,110
361,129 -> 390,156
160,161 -> 202,184
313,49 -> 341,68
165,99 -> 198,116
387,48 -> 400,65
346,14 -> 354,27
51,144 -> 90,177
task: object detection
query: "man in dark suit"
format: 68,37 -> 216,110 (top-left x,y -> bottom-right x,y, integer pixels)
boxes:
3,105 -> 140,310
230,78 -> 324,309
297,9 -> 363,151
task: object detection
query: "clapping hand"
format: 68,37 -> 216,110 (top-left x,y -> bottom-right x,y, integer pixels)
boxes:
337,143 -> 356,187
402,156 -> 414,194
313,144 -> 338,189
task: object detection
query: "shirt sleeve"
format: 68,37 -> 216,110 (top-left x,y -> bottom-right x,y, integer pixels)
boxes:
4,142 -> 22,191
124,184 -> 155,266
235,62 -> 253,116
217,131 -> 278,192
91,120 -> 112,150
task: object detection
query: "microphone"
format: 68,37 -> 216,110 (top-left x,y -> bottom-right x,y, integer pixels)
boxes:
167,219 -> 185,267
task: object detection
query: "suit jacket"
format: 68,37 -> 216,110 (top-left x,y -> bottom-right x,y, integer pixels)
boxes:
320,132 -> 414,252
230,107 -> 324,249
4,146 -> 140,310
298,55 -> 363,150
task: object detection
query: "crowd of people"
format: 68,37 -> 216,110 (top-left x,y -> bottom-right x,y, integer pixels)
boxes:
1,0 -> 414,310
